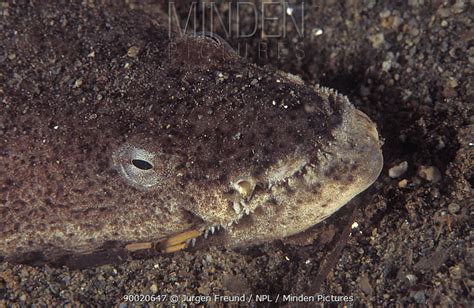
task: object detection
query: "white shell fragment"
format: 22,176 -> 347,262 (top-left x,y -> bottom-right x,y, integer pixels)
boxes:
389,161 -> 408,178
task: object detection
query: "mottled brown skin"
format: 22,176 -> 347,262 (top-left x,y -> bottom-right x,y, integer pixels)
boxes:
0,2 -> 383,265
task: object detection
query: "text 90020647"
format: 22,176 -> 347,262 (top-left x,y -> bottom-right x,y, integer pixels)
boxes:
122,294 -> 168,303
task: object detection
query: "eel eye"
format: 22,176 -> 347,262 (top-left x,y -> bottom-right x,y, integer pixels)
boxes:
193,31 -> 235,53
195,31 -> 224,45
131,159 -> 153,170
112,145 -> 161,190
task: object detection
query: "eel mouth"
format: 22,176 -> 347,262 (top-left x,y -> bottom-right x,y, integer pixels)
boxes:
124,158 -> 312,254
226,155 -> 310,225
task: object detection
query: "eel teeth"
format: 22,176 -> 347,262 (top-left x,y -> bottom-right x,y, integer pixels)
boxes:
233,200 -> 241,214
185,238 -> 197,247
203,224 -> 222,239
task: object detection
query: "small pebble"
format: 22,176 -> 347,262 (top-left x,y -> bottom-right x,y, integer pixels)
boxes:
368,33 -> 385,49
127,46 -> 140,57
382,60 -> 392,72
449,265 -> 462,279
358,273 -> 373,295
448,203 -> 460,214
389,161 -> 408,178
406,274 -> 417,284
413,290 -> 426,304
446,77 -> 458,88
379,9 -> 391,18
73,78 -> 83,88
19,267 -> 29,278
312,28 -> 323,36
418,165 -> 442,183
398,179 -> 408,188
150,283 -> 158,293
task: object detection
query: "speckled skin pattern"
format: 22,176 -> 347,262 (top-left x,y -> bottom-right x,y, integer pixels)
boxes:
0,2 -> 383,263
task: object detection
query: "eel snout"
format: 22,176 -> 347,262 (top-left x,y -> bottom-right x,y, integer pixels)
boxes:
340,106 -> 384,190
177,91 -> 385,249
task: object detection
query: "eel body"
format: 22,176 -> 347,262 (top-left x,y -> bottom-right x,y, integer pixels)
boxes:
0,2 -> 383,265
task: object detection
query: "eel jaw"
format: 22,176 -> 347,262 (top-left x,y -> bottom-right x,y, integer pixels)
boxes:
160,156 -> 313,252
226,153 -> 310,226
196,88 -> 383,248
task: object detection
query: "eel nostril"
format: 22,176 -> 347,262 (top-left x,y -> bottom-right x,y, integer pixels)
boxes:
131,159 -> 153,170
235,180 -> 252,198
232,178 -> 257,200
